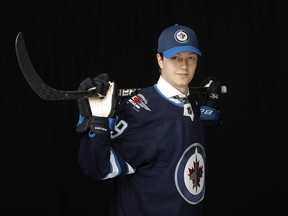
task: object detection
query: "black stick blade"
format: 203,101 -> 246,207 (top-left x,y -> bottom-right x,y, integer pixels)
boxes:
15,32 -> 98,100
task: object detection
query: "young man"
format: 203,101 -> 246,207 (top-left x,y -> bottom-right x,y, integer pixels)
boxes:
76,24 -> 223,216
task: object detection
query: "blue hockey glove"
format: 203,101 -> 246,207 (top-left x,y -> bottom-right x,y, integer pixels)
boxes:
76,73 -> 118,136
199,77 -> 222,122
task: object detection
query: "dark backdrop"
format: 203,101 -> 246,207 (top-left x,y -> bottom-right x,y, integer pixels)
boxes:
1,0 -> 287,215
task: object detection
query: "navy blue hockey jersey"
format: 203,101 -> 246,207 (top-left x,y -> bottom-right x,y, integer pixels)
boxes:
78,84 -> 206,216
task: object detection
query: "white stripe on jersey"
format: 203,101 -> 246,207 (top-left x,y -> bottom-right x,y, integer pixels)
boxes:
102,148 -> 135,180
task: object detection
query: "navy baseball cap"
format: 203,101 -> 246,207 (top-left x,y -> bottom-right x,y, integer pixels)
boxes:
157,24 -> 202,58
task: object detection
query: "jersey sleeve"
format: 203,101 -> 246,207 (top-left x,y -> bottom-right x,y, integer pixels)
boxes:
77,117 -> 135,180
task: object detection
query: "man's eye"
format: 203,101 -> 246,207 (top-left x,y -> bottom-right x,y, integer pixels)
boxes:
187,56 -> 196,62
171,56 -> 179,60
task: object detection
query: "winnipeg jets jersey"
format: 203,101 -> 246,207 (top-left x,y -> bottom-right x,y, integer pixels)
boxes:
78,84 -> 206,216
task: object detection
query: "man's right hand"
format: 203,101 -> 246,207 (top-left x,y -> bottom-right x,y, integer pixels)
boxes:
76,73 -> 118,135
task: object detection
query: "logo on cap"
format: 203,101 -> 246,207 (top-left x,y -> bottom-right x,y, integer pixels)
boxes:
174,30 -> 190,43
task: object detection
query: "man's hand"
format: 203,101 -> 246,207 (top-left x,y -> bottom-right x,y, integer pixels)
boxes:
198,77 -> 222,122
76,73 -> 118,135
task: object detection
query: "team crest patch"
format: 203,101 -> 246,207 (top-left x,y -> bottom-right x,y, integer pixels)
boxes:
175,143 -> 205,204
127,94 -> 151,112
174,29 -> 190,43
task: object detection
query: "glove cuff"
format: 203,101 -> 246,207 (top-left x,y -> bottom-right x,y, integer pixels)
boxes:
90,116 -> 110,136
76,116 -> 91,134
199,106 -> 219,121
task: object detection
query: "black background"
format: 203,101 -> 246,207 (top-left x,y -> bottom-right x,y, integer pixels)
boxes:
1,0 -> 287,215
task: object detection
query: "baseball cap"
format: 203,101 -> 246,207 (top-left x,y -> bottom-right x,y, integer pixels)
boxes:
157,24 -> 202,58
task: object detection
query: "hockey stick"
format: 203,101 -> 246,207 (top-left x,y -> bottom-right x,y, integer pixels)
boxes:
15,32 -> 227,101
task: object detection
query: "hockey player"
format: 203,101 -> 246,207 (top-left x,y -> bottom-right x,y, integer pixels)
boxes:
76,24 -> 223,216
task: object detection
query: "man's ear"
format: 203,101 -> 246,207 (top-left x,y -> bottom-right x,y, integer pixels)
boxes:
156,53 -> 164,69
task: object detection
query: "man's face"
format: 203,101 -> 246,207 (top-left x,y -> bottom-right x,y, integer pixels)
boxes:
157,51 -> 198,94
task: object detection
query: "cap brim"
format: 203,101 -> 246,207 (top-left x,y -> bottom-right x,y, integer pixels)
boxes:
163,46 -> 202,58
